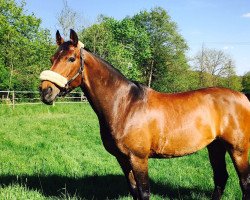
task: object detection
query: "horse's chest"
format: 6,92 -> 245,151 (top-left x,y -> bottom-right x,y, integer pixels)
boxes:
100,129 -> 122,156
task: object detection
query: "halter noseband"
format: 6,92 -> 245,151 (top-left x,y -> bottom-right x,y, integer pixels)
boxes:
39,46 -> 85,90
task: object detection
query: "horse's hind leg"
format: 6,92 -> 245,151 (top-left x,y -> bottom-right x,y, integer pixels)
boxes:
207,140 -> 228,200
228,145 -> 250,200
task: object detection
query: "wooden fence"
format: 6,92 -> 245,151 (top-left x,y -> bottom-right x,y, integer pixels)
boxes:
0,90 -> 87,108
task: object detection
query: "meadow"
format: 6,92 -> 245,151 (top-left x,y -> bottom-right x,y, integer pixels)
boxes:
0,103 -> 243,199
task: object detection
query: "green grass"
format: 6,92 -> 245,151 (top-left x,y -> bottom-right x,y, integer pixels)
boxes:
0,103 -> 243,199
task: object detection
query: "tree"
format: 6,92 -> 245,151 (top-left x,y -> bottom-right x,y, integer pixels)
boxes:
0,0 -> 54,92
132,7 -> 190,92
79,7 -> 197,92
56,0 -> 79,38
79,8 -> 192,92
220,59 -> 242,91
192,46 -> 242,90
242,72 -> 250,93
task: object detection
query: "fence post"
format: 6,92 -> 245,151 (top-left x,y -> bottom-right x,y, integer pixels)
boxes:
81,92 -> 84,101
12,90 -> 15,109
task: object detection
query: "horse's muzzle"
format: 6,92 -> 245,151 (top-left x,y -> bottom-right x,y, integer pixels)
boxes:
40,80 -> 61,105
40,87 -> 54,105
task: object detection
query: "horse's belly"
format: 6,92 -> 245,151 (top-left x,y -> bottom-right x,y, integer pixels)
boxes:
154,129 -> 215,157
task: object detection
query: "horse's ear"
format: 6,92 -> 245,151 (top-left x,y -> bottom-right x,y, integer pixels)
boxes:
56,30 -> 64,46
70,29 -> 78,47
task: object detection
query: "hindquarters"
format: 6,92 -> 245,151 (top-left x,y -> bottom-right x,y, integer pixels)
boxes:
216,92 -> 250,199
219,91 -> 250,152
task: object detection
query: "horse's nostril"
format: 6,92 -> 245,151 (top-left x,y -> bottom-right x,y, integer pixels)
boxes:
47,87 -> 52,93
41,87 -> 53,97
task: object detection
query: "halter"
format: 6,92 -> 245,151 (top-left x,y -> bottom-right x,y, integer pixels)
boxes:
39,46 -> 85,90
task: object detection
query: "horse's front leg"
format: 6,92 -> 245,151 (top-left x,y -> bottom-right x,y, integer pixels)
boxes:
130,155 -> 150,200
116,156 -> 139,199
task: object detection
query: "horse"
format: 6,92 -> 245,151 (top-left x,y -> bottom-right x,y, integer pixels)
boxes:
39,29 -> 250,200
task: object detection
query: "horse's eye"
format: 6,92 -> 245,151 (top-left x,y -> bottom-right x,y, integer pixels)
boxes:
68,57 -> 75,62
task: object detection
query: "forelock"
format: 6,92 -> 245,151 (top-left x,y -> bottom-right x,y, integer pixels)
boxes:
59,41 -> 72,51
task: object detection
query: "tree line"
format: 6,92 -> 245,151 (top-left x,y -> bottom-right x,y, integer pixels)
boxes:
0,0 -> 249,95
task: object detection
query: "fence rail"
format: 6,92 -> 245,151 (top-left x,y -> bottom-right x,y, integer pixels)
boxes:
0,90 -> 87,107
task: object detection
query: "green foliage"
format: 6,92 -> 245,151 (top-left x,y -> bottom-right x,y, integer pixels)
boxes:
0,63 -> 9,89
132,7 -> 190,92
79,16 -> 151,82
0,0 -> 54,91
242,72 -> 250,93
218,75 -> 243,91
79,8 -> 191,92
191,47 -> 243,91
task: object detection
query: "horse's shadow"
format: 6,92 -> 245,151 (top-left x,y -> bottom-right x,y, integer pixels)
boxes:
0,174 -> 211,199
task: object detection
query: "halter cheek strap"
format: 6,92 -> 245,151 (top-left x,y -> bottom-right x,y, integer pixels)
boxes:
39,47 -> 85,89
65,47 -> 85,88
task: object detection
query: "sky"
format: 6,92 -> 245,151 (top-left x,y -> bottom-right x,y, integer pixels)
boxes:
18,0 -> 250,75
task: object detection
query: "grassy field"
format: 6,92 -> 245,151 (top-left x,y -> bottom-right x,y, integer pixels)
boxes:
0,103 -> 243,199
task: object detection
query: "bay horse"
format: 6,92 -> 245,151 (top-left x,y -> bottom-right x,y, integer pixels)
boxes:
40,29 -> 250,200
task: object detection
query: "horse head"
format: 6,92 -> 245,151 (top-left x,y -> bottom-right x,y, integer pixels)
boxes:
40,29 -> 85,105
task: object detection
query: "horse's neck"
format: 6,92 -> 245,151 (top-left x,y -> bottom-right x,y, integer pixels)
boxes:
82,53 -> 131,123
